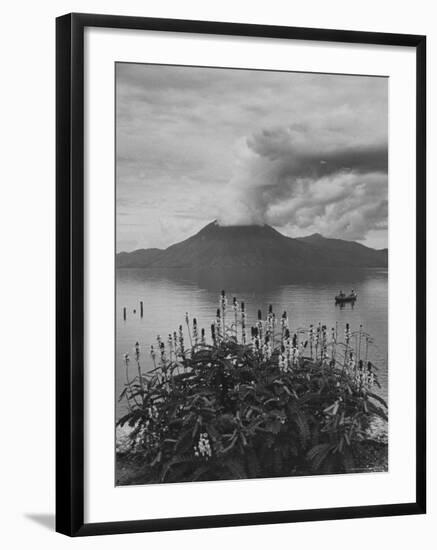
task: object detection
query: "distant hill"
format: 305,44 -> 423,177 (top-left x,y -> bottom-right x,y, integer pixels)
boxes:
116,221 -> 388,269
295,233 -> 388,268
116,248 -> 164,268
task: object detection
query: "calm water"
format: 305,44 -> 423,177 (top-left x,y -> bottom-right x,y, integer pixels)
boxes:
116,267 -> 388,417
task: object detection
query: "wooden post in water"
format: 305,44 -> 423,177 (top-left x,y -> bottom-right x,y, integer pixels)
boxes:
123,307 -> 126,321
140,301 -> 144,317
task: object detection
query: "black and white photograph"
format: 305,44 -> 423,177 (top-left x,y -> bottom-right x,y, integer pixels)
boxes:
0,1 -> 430,544
115,63 -> 389,486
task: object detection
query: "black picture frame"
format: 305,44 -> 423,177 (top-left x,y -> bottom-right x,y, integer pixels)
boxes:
56,12 -> 426,537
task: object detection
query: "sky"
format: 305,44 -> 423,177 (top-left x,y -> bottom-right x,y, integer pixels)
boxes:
116,63 -> 388,252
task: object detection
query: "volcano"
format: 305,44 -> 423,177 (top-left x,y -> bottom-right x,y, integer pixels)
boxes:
116,221 -> 388,269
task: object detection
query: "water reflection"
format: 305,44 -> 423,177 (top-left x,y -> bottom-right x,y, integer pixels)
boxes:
117,266 -> 388,293
336,301 -> 355,310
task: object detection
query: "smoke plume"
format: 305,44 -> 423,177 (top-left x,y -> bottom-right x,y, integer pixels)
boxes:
218,125 -> 388,242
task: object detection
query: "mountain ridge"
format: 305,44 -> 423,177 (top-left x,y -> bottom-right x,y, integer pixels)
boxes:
116,221 -> 388,269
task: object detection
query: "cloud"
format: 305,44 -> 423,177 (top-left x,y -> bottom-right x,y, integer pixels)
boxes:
218,124 -> 388,242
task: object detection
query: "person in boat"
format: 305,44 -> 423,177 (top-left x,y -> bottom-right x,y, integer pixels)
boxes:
339,290 -> 345,298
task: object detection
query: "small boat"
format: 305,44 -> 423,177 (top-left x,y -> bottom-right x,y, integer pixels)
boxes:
335,292 -> 357,303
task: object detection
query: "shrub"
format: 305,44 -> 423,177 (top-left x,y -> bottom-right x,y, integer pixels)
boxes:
117,292 -> 387,483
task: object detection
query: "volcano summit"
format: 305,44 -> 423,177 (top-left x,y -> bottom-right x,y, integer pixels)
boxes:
116,222 -> 387,270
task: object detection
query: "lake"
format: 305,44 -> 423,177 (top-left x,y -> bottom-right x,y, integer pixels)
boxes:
115,267 -> 388,417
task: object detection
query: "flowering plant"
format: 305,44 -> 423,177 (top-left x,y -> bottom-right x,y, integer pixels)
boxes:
117,292 -> 387,483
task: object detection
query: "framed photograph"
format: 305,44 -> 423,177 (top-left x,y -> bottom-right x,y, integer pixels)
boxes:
56,13 -> 426,536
